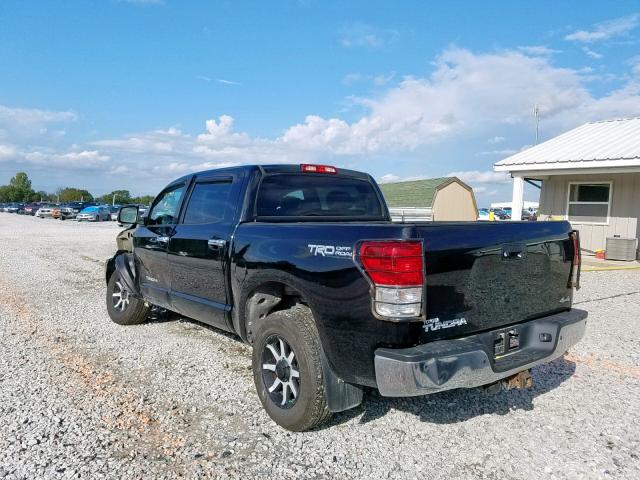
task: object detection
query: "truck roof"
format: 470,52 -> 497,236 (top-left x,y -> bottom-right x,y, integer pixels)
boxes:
169,164 -> 372,186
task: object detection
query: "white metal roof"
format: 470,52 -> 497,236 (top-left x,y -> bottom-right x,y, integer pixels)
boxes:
494,117 -> 640,172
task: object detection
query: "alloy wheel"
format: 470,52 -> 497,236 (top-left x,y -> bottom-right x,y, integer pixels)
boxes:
112,280 -> 130,312
261,335 -> 300,408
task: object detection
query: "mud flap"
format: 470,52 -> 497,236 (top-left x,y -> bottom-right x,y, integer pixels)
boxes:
321,351 -> 363,413
114,253 -> 140,297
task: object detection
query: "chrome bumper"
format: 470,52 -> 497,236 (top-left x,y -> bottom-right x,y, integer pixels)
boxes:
374,309 -> 587,397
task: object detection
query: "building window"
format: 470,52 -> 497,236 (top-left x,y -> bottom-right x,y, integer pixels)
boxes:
567,182 -> 612,225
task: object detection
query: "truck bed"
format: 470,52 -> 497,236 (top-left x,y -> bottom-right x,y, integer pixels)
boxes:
232,219 -> 575,386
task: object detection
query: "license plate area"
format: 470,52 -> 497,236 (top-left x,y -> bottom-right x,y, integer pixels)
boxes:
493,328 -> 520,358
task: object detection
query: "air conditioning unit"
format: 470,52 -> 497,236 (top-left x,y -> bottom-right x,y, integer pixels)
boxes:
605,237 -> 638,261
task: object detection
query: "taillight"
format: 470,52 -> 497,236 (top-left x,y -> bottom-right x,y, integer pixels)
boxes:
300,164 -> 338,174
359,240 -> 424,320
569,230 -> 581,289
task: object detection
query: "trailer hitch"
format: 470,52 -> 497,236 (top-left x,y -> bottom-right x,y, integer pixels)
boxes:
502,369 -> 533,390
481,369 -> 533,394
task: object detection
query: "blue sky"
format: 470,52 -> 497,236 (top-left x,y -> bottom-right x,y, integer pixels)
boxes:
1,0 -> 640,205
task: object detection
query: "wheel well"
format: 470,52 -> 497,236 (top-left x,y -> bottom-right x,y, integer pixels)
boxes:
242,282 -> 307,344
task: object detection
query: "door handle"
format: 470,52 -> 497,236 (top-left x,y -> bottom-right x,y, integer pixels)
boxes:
207,239 -> 226,248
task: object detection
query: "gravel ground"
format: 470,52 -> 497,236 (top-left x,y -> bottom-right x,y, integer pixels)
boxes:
0,213 -> 639,480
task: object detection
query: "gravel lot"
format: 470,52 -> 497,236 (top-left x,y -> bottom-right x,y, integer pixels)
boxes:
1,214 -> 639,480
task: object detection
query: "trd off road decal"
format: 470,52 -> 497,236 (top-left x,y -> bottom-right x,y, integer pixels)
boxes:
307,244 -> 353,257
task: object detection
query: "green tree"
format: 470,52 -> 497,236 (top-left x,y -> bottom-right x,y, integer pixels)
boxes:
31,190 -> 54,202
8,172 -> 35,201
56,187 -> 94,203
131,194 -> 154,205
97,189 -> 132,205
0,185 -> 12,202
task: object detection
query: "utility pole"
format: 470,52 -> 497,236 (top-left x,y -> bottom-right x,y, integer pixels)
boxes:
112,194 -> 116,206
533,104 -> 540,145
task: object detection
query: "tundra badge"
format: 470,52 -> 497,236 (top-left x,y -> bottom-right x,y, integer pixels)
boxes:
423,317 -> 467,332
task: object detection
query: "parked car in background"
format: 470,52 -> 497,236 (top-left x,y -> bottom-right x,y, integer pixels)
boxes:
21,203 -> 41,215
36,204 -> 57,218
521,209 -> 537,221
5,203 -> 23,213
54,203 -> 88,220
51,205 -> 63,220
109,205 -> 121,221
77,205 -> 110,222
489,208 -> 510,220
477,208 -> 490,221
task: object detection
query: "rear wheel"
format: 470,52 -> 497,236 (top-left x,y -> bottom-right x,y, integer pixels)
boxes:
252,305 -> 331,431
106,271 -> 150,325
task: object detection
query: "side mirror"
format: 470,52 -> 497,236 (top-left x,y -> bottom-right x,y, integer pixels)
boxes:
137,208 -> 149,225
118,205 -> 139,225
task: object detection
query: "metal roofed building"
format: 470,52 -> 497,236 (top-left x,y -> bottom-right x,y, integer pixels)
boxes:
494,117 -> 640,255
379,177 -> 478,222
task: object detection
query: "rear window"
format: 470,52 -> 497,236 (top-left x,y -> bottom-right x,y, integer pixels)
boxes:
256,174 -> 384,218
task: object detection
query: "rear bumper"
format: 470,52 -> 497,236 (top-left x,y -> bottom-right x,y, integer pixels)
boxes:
374,309 -> 587,397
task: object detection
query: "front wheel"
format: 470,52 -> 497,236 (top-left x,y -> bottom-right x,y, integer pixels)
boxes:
252,305 -> 331,431
106,271 -> 150,325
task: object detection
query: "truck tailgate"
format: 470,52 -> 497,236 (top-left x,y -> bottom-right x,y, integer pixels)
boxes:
414,221 -> 575,341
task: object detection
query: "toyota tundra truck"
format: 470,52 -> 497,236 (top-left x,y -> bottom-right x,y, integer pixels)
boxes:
105,164 -> 586,431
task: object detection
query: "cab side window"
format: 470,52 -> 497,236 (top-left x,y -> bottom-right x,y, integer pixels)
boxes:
182,181 -> 233,225
148,184 -> 186,226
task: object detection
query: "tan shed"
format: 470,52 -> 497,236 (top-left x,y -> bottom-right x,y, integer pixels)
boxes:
379,177 -> 478,222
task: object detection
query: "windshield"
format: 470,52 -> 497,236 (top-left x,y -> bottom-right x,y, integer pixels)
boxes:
80,207 -> 99,213
256,174 -> 384,219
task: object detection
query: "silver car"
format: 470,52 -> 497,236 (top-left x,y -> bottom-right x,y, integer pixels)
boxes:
36,204 -> 57,218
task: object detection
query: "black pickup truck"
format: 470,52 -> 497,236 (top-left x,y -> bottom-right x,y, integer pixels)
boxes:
105,164 -> 587,431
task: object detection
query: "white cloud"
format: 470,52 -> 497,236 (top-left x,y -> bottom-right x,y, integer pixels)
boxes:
278,47 -> 640,155
339,22 -> 399,49
475,149 -> 518,157
446,170 -> 511,185
517,45 -> 559,56
373,72 -> 396,86
565,14 -> 640,43
0,144 -> 17,160
22,150 -> 109,168
378,174 -> 400,184
343,72 -> 396,86
582,47 -> 604,59
5,46 -> 640,194
216,78 -> 240,86
343,73 -> 363,85
0,105 -> 76,128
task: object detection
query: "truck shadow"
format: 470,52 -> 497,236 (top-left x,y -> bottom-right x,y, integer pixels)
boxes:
146,313 -> 577,429
328,355 -> 577,428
